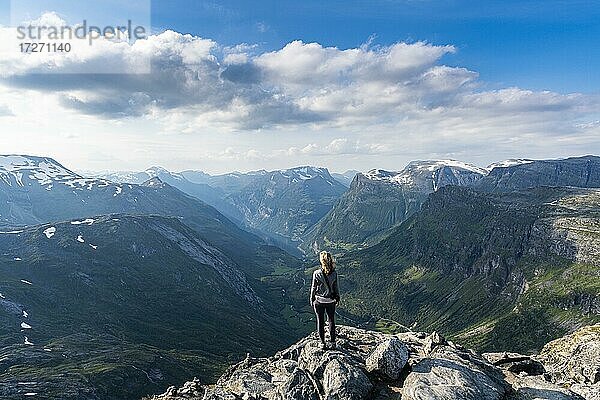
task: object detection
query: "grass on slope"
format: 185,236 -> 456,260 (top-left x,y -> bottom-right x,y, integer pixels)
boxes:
455,258 -> 600,353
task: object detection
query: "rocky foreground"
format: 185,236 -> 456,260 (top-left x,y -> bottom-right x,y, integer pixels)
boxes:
148,324 -> 599,400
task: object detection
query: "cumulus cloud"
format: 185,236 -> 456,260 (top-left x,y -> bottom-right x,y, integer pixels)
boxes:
3,14 -> 594,132
1,24 -> 328,127
0,11 -> 598,171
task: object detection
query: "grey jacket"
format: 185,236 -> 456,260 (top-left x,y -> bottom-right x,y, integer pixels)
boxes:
310,268 -> 340,304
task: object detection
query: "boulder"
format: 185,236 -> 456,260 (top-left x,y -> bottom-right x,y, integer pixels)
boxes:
570,384 -> 600,400
402,346 -> 508,400
277,367 -> 319,400
322,358 -> 372,400
365,337 -> 409,380
402,356 -> 507,400
423,331 -> 447,355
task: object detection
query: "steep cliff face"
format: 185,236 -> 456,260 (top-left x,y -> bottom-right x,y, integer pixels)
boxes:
339,186 -> 600,352
302,156 -> 600,255
302,160 -> 486,253
476,155 -> 600,192
302,174 -> 413,253
527,189 -> 600,265
148,324 -> 600,400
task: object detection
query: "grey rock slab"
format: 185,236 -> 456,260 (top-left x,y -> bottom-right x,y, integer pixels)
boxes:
402,355 -> 507,400
505,374 -> 585,400
539,324 -> 600,385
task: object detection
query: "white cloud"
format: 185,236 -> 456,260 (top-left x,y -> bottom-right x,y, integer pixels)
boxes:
4,17 -> 592,131
0,12 -> 598,173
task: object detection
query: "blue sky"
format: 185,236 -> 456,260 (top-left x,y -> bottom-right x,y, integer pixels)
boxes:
7,0 -> 596,92
151,0 -> 600,93
0,0 -> 599,173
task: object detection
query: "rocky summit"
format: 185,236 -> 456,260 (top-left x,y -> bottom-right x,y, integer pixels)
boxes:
148,324 -> 599,400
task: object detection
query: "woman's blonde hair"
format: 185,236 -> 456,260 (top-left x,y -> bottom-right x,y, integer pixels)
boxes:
319,251 -> 335,275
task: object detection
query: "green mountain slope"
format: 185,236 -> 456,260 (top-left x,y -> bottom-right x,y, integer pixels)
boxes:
0,215 -> 300,399
302,173 -> 414,253
337,186 -> 600,352
302,160 -> 486,253
0,156 -> 298,279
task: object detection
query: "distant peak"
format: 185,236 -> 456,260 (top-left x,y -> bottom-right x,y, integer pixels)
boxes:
0,154 -> 81,180
363,168 -> 397,180
404,159 -> 488,175
364,161 -> 487,183
360,161 -> 486,191
142,176 -> 165,187
279,165 -> 329,175
0,154 -> 67,169
0,155 -> 123,191
145,166 -> 170,174
145,166 -> 186,182
276,166 -> 335,182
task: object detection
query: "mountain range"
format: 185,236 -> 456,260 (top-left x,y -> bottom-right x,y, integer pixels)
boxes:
1,154 -> 599,400
301,160 -> 488,252
87,166 -> 348,254
0,155 -> 306,399
303,155 -> 600,253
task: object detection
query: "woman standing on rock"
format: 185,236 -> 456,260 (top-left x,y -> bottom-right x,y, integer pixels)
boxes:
310,251 -> 340,349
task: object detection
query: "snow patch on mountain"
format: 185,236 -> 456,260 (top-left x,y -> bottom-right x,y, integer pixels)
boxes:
43,227 -> 56,238
487,159 -> 534,170
85,166 -> 187,185
409,159 -> 488,175
0,155 -> 124,192
71,218 -> 95,225
145,166 -> 185,181
276,166 -> 338,185
363,168 -> 401,182
364,160 -> 487,191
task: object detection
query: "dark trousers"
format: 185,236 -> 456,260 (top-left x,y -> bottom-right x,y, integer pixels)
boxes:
314,301 -> 336,343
